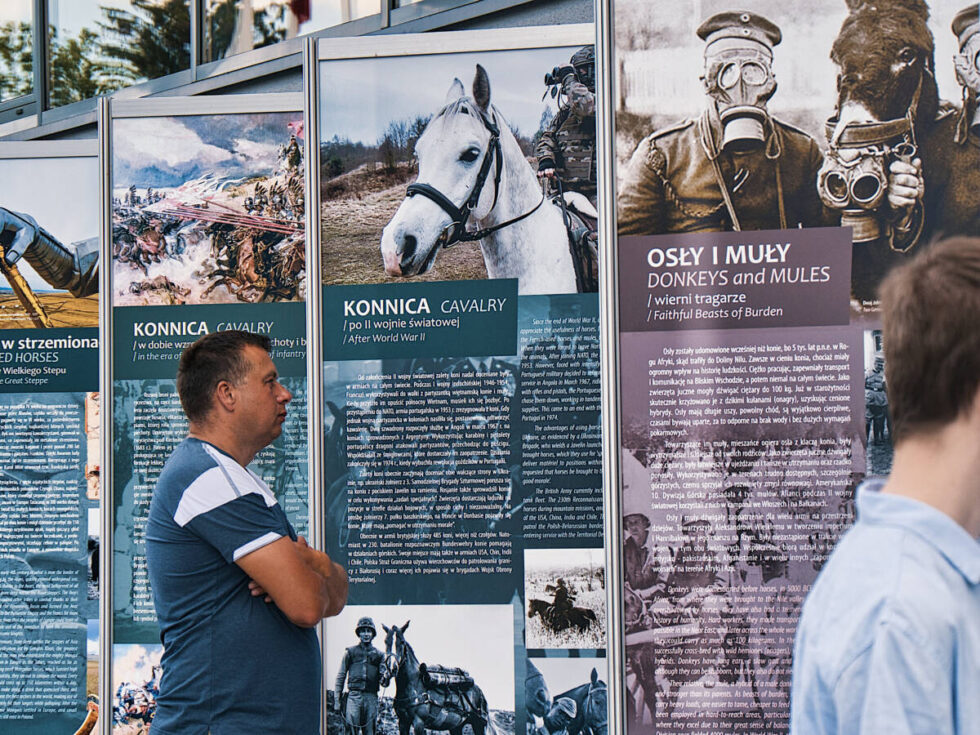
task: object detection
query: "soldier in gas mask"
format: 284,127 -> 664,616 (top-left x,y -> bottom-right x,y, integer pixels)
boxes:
953,5 -> 980,142
536,45 -> 597,207
619,12 -> 835,235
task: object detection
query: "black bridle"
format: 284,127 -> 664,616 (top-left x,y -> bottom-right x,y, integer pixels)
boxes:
826,63 -> 929,153
405,106 -> 543,248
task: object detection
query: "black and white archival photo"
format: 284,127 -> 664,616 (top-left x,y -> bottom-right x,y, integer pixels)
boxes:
526,656 -> 608,735
615,0 -> 979,309
863,328 -> 893,475
525,548 -> 606,650
325,604 -> 516,735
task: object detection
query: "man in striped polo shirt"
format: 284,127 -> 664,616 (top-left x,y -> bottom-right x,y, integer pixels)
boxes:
146,330 -> 347,734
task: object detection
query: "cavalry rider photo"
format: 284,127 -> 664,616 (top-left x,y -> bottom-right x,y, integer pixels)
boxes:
334,617 -> 390,735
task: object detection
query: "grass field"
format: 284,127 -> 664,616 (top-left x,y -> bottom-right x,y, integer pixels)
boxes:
320,163 -> 488,287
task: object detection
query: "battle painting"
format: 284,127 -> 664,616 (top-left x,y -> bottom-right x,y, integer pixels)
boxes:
111,111 -> 306,306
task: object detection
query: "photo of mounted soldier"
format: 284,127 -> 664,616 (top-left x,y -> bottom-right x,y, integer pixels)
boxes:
524,548 -> 606,649
324,604 -> 516,735
0,154 -> 99,328
320,45 -> 598,295
111,112 -> 306,306
615,0 -> 979,309
527,657 -> 608,735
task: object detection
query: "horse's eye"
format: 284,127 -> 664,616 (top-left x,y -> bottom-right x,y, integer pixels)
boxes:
459,147 -> 480,163
898,47 -> 916,64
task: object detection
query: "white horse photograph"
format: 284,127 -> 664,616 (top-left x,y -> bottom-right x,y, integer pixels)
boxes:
319,47 -> 593,295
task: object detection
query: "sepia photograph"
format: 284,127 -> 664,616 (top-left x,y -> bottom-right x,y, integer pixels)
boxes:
615,0 -> 978,308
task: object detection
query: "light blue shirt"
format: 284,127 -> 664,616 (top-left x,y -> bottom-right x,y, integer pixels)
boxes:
790,479 -> 980,734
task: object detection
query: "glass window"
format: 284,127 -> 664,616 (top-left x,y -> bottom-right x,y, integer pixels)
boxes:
204,0 -> 380,62
391,0 -> 425,6
47,0 -> 191,108
0,0 -> 33,103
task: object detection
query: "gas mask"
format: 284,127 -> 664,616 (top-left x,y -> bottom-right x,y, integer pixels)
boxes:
703,43 -> 776,151
817,123 -> 916,242
954,32 -> 980,132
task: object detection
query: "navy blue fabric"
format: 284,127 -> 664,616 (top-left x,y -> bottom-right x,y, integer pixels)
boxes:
146,438 -> 319,734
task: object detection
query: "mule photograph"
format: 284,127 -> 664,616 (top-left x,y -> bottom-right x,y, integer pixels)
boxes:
616,0 -> 977,309
529,658 -> 609,735
319,47 -> 596,295
324,604 -> 516,735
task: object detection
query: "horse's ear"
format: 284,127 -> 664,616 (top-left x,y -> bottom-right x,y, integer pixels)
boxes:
473,64 -> 491,114
401,620 -> 411,633
591,668 -> 598,684
382,623 -> 390,634
446,78 -> 465,104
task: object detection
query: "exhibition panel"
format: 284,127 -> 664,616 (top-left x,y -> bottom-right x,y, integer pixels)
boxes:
313,26 -> 608,735
0,141 -> 100,733
105,93 -> 312,732
606,0 -> 978,732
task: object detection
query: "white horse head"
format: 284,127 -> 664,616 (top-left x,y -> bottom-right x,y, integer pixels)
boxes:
380,65 -> 577,294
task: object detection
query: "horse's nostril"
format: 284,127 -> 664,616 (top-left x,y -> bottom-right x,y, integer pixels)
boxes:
399,234 -> 417,262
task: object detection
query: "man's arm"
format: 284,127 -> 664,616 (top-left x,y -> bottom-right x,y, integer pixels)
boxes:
237,535 -> 348,627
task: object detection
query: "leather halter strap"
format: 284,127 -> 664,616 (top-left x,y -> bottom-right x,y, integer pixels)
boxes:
826,65 -> 929,150
405,107 -> 543,246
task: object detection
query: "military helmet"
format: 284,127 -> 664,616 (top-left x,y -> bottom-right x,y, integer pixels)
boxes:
355,617 -> 377,637
570,45 -> 596,91
555,697 -> 578,719
570,45 -> 595,69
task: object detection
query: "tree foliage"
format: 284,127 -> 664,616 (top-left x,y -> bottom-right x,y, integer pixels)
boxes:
0,21 -> 32,102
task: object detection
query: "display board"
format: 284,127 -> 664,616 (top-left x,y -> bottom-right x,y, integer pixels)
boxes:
0,142 -> 100,734
608,0 -> 978,732
106,95 -> 311,733
315,27 -> 608,735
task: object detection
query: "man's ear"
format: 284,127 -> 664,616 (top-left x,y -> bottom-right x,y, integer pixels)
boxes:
213,379 -> 237,412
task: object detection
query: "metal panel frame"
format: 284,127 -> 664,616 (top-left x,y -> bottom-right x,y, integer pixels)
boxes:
302,36 -> 328,733
0,139 -> 96,159
110,93 -> 304,119
103,90 -> 307,733
596,1 -> 625,733
313,20 -> 612,731
97,96 -> 113,735
0,134 -> 101,733
316,22 -> 593,59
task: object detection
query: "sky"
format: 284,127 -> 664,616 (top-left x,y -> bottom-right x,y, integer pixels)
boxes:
324,603 -> 515,710
320,46 -> 583,145
0,155 -> 99,292
113,111 -> 301,189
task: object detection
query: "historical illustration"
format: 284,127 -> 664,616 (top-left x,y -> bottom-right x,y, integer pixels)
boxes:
0,155 -> 99,328
111,111 -> 306,306
615,0 -> 979,307
320,46 -> 598,295
324,605 -> 516,735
